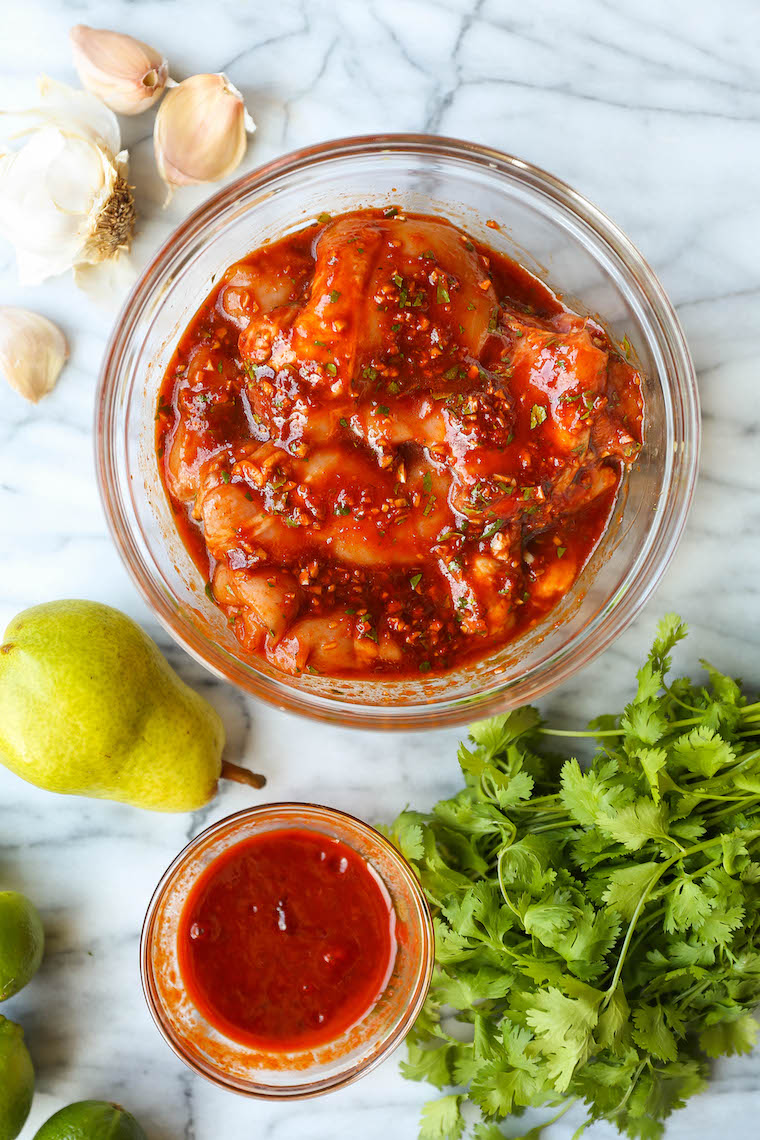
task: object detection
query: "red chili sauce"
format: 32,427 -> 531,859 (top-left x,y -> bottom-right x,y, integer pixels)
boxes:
157,208 -> 644,679
177,829 -> 396,1051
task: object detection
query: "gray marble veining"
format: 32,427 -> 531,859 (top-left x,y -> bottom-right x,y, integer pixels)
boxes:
1,1 -> 759,1136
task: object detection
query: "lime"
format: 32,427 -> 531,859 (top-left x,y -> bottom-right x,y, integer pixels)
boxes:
0,1015 -> 34,1140
33,1101 -> 148,1140
0,891 -> 44,1001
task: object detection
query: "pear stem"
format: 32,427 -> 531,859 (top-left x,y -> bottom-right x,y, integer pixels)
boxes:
221,761 -> 266,790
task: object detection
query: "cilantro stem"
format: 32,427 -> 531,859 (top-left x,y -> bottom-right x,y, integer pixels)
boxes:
624,875 -> 717,984
671,786 -> 760,803
607,1058 -> 647,1119
536,1099 -> 577,1133
602,837 -> 728,1008
530,821 -> 576,835
710,795 -> 760,823
496,848 -> 524,921
540,712 -> 760,743
661,681 -> 706,715
539,728 -> 624,738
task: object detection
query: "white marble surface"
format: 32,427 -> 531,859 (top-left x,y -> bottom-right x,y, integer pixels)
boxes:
1,1 -> 759,1137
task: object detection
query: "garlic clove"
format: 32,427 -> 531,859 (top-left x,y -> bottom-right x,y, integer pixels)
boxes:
0,307 -> 68,403
70,25 -> 169,116
154,73 -> 255,196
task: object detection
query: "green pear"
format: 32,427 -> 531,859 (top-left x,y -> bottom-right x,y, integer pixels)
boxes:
0,601 -> 263,812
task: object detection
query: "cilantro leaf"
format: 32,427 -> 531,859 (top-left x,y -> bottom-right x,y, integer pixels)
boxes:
602,862 -> 659,919
699,1015 -> 758,1058
419,1096 -> 464,1140
469,708 -> 540,756
597,799 -> 671,851
560,758 -> 630,826
632,1004 -> 678,1062
386,809 -> 426,862
470,1061 -> 537,1117
671,725 -> 736,778
649,612 -> 688,673
663,875 -> 714,933
401,1041 -> 453,1088
596,981 -> 630,1050
524,986 -> 601,1090
621,700 -> 668,745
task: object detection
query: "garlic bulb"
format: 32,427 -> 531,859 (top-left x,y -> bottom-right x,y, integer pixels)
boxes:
0,307 -> 68,403
70,25 -> 169,115
154,73 -> 255,196
0,77 -> 135,285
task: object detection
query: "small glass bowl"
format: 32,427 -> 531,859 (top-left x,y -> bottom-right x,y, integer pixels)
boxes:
96,134 -> 699,729
140,804 -> 434,1099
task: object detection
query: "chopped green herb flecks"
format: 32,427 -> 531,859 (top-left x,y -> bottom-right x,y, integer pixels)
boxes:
530,403 -> 547,429
481,518 -> 505,540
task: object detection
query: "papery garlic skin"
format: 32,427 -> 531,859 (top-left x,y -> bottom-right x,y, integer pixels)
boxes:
0,78 -> 135,285
154,73 -> 255,196
0,307 -> 68,403
70,25 -> 169,115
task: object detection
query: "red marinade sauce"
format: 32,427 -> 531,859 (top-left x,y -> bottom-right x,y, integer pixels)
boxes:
157,208 -> 644,679
177,828 -> 397,1051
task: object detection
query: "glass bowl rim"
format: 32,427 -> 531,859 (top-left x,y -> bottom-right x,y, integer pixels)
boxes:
139,801 -> 435,1099
96,131 -> 700,730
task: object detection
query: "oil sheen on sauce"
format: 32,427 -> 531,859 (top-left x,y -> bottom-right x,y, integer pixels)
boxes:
157,209 -> 644,679
177,828 -> 397,1051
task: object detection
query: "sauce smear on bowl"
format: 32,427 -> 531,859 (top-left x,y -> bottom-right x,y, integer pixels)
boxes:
177,828 -> 397,1051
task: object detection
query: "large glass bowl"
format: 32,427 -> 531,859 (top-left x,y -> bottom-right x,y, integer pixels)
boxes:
95,134 -> 699,730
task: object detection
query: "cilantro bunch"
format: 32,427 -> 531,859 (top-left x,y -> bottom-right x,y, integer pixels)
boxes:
390,616 -> 760,1140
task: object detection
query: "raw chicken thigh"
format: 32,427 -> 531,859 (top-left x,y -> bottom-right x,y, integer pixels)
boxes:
158,210 -> 643,677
